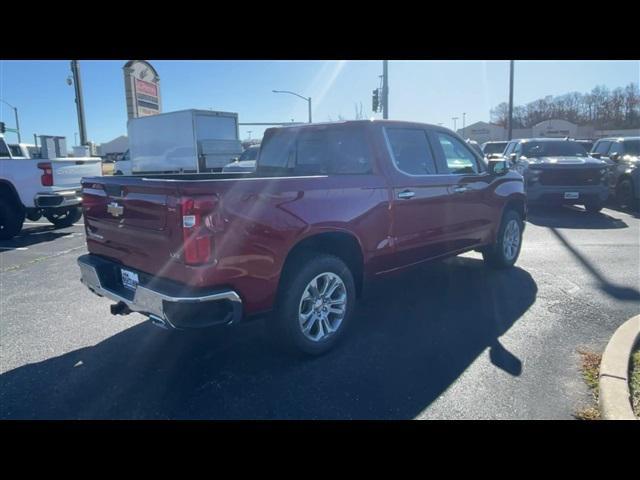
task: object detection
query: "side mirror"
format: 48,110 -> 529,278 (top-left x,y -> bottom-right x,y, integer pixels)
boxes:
590,152 -> 601,159
488,159 -> 509,176
609,153 -> 620,162
508,153 -> 517,163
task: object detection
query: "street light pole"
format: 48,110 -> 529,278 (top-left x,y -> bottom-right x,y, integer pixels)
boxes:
0,99 -> 21,143
462,112 -> 466,138
452,117 -> 459,132
272,90 -> 312,123
508,60 -> 514,141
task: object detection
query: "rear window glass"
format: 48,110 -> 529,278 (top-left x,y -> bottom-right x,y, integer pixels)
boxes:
385,128 -> 437,175
9,145 -> 23,157
258,127 -> 372,175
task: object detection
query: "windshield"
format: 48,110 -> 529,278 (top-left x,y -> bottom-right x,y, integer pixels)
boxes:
483,142 -> 507,155
522,141 -> 588,157
239,147 -> 259,161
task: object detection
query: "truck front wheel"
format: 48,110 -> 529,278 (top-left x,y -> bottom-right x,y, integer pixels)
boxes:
482,209 -> 523,269
45,207 -> 82,229
272,253 -> 356,356
0,198 -> 25,240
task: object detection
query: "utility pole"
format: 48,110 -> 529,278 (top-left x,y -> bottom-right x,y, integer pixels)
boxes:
452,117 -> 459,132
382,60 -> 389,119
462,112 -> 466,138
70,60 -> 88,146
272,90 -> 312,123
508,60 -> 514,141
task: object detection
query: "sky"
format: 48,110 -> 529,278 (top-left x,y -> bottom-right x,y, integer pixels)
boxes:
0,60 -> 638,147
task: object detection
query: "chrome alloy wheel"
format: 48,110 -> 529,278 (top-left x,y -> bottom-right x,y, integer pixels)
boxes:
298,272 -> 347,342
503,219 -> 521,261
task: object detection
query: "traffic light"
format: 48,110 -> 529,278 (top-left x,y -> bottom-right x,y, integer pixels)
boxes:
0,121 -> 5,134
372,89 -> 379,113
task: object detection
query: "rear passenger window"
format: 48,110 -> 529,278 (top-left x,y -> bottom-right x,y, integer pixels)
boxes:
385,128 -> 437,175
0,141 -> 10,158
435,132 -> 480,174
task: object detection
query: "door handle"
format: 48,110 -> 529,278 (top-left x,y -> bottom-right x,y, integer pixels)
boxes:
397,190 -> 416,200
452,185 -> 469,194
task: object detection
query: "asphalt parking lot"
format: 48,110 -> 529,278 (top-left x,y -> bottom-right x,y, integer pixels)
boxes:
1,205 -> 639,419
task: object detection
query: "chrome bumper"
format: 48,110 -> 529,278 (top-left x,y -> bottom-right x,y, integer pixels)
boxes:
34,190 -> 82,208
77,254 -> 243,329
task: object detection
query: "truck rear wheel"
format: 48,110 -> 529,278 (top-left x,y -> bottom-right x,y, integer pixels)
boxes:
45,207 -> 82,229
482,209 -> 523,269
272,253 -> 356,356
0,198 -> 25,240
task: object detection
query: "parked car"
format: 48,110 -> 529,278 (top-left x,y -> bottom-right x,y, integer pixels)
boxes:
0,134 -> 102,239
591,136 -> 640,210
113,150 -> 132,175
77,120 -> 526,355
221,144 -> 259,173
501,138 -> 609,212
481,141 -> 508,160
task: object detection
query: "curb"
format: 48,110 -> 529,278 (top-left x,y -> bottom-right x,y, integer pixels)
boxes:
599,314 -> 640,420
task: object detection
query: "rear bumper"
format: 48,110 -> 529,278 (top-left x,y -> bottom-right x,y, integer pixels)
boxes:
77,254 -> 243,329
34,189 -> 82,208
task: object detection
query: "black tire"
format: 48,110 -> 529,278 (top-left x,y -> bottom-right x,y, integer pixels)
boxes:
271,252 -> 356,356
0,198 -> 25,240
482,209 -> 523,269
45,206 -> 82,228
584,200 -> 604,213
616,179 -> 638,211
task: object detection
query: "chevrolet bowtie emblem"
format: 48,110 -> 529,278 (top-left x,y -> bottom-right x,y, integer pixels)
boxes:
107,201 -> 124,217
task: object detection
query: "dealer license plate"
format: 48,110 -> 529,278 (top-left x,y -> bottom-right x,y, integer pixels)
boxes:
121,268 -> 139,291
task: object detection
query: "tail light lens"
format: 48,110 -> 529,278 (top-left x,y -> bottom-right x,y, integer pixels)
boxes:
180,196 -> 217,265
37,162 -> 53,186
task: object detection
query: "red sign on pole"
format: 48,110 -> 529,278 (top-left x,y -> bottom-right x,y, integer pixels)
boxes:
135,78 -> 158,97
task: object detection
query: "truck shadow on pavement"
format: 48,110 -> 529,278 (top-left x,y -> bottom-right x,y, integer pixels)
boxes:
526,205 -> 628,230
0,257 -> 536,420
0,226 -> 77,253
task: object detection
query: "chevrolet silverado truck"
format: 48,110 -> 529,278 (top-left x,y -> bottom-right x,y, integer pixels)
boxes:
0,135 -> 102,240
502,138 -> 610,212
77,120 -> 526,355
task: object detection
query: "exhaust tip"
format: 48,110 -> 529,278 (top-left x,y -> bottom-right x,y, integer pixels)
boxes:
149,315 -> 169,330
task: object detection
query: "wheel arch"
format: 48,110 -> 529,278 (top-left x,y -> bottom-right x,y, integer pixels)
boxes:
0,180 -> 24,211
280,230 -> 365,298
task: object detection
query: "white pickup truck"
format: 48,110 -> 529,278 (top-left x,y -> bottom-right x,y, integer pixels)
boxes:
0,134 -> 103,240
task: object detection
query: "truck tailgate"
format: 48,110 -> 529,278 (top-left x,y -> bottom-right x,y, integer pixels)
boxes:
82,176 -> 182,275
53,158 -> 102,188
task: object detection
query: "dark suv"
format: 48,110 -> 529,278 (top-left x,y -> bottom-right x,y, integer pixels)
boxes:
590,137 -> 640,210
502,138 -> 609,212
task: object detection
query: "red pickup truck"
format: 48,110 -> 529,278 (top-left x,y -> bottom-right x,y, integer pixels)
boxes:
77,120 -> 526,355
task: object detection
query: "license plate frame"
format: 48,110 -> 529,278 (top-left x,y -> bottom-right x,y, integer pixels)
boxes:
564,192 -> 579,200
121,268 -> 139,291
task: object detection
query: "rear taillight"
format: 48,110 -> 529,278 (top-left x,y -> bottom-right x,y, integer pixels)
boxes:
37,162 -> 53,186
180,196 -> 217,266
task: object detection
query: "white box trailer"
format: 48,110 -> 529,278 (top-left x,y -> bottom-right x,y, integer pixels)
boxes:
127,109 -> 243,174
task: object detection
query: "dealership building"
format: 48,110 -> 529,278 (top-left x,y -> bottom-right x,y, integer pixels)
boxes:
458,119 -> 640,144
